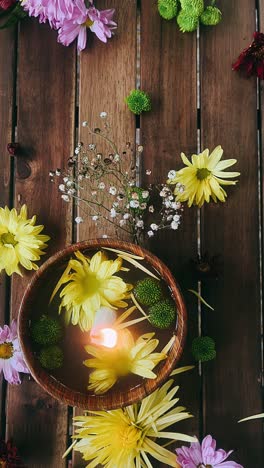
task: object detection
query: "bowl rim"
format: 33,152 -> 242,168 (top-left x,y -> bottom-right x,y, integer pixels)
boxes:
18,239 -> 187,410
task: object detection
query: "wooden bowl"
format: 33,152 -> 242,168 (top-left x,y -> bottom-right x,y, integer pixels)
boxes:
18,239 -> 187,410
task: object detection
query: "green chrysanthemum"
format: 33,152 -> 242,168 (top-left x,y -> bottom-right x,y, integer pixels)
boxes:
149,299 -> 177,329
177,10 -> 199,32
134,278 -> 163,306
125,90 -> 151,115
158,0 -> 178,20
39,345 -> 64,370
192,336 -> 216,362
200,6 -> 222,26
31,315 -> 63,346
180,0 -> 204,16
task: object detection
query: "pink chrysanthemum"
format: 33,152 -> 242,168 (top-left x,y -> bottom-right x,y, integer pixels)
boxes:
0,320 -> 29,385
22,0 -> 74,27
176,435 -> 244,468
57,0 -> 116,51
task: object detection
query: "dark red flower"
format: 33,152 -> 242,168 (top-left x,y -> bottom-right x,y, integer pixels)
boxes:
0,440 -> 25,467
233,32 -> 264,79
7,143 -> 20,156
0,0 -> 16,11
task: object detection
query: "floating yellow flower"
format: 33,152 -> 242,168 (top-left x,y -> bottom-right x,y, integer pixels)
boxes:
66,379 -> 196,468
0,205 -> 50,276
168,146 -> 240,207
50,251 -> 132,331
84,330 -> 170,394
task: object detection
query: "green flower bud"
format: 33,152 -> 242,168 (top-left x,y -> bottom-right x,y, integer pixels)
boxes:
39,345 -> 64,370
149,299 -> 177,329
31,315 -> 63,346
180,0 -> 204,16
177,10 -> 199,33
200,6 -> 222,26
192,336 -> 216,362
158,0 -> 178,20
125,90 -> 151,115
134,278 -> 163,306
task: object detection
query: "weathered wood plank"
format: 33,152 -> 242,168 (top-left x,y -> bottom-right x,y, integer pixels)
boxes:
5,20 -> 76,468
72,1 -> 137,466
200,1 -> 264,466
0,27 -> 16,437
140,0 -> 200,462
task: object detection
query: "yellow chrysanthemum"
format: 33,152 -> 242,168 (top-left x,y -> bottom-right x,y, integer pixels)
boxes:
50,251 -> 132,331
67,379 -> 196,468
84,330 -> 169,394
168,146 -> 240,207
0,205 -> 50,276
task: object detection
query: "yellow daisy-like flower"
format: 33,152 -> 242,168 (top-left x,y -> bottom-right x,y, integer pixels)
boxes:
50,250 -> 132,331
84,330 -> 169,394
67,379 -> 196,468
168,146 -> 240,208
0,205 -> 50,276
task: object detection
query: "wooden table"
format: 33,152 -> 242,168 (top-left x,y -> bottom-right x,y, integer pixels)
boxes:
0,1 -> 263,467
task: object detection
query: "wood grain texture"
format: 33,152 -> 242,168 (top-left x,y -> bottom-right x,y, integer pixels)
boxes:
72,2 -> 137,466
140,0 -> 200,460
200,1 -> 264,466
5,19 -> 76,468
0,27 -> 16,437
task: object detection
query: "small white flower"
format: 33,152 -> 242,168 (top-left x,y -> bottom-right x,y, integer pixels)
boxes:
173,214 -> 181,222
119,219 -> 126,227
137,145 -> 144,153
171,221 -> 179,230
63,177 -> 69,183
142,191 -> 149,199
136,220 -> 144,228
110,208 -> 117,218
59,184 -> 65,192
130,200 -> 139,208
98,182 -> 105,190
82,156 -> 89,164
102,234 -> 108,238
171,202 -> 179,210
68,188 -> 76,195
78,175 -> 84,181
92,215 -> 99,221
75,148 -> 80,155
168,195 -> 174,201
160,190 -> 167,197
100,112 -> 107,119
140,203 -> 147,210
168,170 -> 176,180
82,121 -> 88,127
146,169 -> 152,175
167,215 -> 173,221
148,205 -> 154,213
91,191 -> 97,196
131,192 -> 139,200
75,216 -> 83,224
109,186 -> 117,195
123,213 -> 130,220
55,169 -> 61,176
61,194 -> 70,202
66,180 -> 74,187
147,230 -> 154,237
150,223 -> 159,231
114,154 -> 120,162
165,201 -> 171,209
49,171 -> 55,177
88,144 -> 96,150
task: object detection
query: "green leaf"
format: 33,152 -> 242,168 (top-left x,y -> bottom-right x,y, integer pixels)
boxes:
188,289 -> 214,311
0,3 -> 27,30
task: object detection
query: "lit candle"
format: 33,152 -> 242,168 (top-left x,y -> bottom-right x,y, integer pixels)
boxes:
90,327 -> 118,348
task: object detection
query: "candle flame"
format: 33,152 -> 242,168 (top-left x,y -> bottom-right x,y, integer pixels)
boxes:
91,328 -> 118,348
